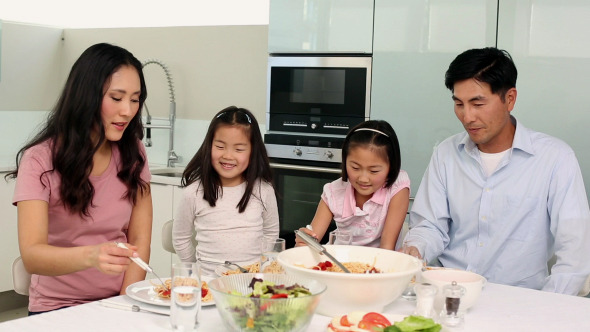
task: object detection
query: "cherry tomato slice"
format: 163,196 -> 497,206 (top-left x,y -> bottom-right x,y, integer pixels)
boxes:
359,312 -> 391,328
270,293 -> 288,299
340,315 -> 353,327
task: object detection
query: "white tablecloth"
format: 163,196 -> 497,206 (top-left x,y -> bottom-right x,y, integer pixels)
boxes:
1,282 -> 589,331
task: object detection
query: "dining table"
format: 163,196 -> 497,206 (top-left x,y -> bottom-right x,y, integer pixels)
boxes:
1,281 -> 589,331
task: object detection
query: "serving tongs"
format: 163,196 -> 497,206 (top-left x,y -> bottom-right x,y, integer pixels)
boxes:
294,230 -> 351,273
197,257 -> 249,273
115,242 -> 167,287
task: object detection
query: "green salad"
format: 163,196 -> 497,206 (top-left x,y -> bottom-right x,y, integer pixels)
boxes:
383,315 -> 442,332
224,277 -> 313,332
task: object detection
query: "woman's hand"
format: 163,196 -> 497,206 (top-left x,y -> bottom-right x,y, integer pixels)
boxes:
91,242 -> 139,275
294,227 -> 318,247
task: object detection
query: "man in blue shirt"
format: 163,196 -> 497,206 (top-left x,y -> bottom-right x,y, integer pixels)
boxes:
403,47 -> 590,295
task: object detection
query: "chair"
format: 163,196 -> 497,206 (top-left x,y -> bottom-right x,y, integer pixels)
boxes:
161,219 -> 197,254
12,256 -> 31,296
161,219 -> 176,254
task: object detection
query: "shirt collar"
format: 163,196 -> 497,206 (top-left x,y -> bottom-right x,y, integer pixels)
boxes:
458,116 -> 534,156
342,182 -> 388,218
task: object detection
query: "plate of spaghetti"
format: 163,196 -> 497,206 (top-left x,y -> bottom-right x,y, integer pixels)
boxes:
125,276 -> 215,307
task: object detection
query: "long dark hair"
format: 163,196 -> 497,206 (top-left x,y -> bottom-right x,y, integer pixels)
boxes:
6,43 -> 149,217
341,120 -> 401,188
182,106 -> 272,213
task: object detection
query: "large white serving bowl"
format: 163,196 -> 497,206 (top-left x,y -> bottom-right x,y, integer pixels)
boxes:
420,269 -> 486,312
277,245 -> 423,316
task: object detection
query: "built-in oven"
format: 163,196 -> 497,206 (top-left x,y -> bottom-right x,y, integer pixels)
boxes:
265,55 -> 372,248
265,134 -> 345,248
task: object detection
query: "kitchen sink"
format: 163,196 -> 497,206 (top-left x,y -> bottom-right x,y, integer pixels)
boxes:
151,167 -> 184,178
153,171 -> 183,178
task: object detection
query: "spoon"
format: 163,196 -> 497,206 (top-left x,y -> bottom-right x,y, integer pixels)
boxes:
197,258 -> 249,273
294,230 -> 351,273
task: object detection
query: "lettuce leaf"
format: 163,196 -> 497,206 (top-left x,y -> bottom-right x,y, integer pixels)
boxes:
383,315 -> 442,332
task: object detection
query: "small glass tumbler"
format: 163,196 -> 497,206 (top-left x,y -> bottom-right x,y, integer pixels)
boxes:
170,262 -> 201,332
260,238 -> 286,273
413,282 -> 438,318
327,229 -> 352,245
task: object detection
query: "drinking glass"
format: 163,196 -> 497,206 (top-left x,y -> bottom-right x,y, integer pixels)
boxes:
327,229 -> 352,245
260,238 -> 286,273
170,262 -> 201,332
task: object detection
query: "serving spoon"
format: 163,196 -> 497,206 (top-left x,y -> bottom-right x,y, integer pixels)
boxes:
294,230 -> 351,273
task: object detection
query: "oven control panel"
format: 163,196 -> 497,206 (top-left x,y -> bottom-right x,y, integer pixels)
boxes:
264,134 -> 343,163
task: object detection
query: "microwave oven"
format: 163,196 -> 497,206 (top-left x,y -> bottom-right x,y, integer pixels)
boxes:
266,55 -> 372,136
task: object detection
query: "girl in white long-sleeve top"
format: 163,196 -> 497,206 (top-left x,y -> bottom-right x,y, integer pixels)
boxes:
172,106 -> 279,276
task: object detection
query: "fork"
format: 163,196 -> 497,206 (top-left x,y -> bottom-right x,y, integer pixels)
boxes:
197,258 -> 249,273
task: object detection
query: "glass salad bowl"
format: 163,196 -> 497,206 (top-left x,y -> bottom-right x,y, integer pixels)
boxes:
208,273 -> 326,332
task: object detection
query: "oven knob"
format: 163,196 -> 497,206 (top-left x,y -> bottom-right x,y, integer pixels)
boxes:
326,151 -> 334,159
311,123 -> 317,130
294,148 -> 302,156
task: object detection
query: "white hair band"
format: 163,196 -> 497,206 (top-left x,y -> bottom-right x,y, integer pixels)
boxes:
354,128 -> 389,137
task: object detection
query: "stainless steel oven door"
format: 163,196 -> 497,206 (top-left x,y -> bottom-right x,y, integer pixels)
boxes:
271,162 -> 340,248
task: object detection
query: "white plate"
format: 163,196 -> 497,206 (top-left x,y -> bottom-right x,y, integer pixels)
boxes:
125,276 -> 215,307
328,313 -> 448,331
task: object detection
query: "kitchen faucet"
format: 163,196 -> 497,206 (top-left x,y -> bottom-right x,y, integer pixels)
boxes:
141,59 -> 179,168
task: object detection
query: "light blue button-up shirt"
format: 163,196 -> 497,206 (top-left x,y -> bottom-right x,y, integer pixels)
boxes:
405,117 -> 590,295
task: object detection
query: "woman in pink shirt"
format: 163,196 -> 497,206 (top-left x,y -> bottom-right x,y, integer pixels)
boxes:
7,43 -> 153,314
296,120 -> 410,249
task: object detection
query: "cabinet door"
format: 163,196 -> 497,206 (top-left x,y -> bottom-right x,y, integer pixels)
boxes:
268,0 -> 374,53
149,183 -> 174,277
371,0 -> 497,191
497,0 -> 590,202
0,176 -> 18,292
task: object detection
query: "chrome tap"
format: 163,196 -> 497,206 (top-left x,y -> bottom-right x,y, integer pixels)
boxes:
141,59 -> 179,167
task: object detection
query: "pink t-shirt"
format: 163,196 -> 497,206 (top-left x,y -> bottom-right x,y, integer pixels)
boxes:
13,139 -> 151,312
321,170 -> 410,247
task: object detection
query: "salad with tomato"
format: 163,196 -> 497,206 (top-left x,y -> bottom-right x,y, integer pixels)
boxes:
328,312 -> 441,332
223,277 -> 314,331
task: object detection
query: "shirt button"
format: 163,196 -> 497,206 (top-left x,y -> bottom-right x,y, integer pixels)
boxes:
478,242 -> 484,247
481,216 -> 487,221
486,188 -> 490,192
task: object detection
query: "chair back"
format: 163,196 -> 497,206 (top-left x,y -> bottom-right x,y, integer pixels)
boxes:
12,256 -> 31,296
161,219 -> 175,254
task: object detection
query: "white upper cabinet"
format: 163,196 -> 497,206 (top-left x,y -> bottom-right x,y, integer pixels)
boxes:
497,0 -> 590,201
370,0 -> 498,191
268,0 -> 374,54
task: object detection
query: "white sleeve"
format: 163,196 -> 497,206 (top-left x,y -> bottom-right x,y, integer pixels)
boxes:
261,182 -> 280,241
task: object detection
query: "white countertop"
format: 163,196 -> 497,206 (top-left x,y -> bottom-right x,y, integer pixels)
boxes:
1,282 -> 588,331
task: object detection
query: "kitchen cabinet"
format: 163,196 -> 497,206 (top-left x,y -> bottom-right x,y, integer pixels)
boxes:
149,183 -> 175,277
268,0 -> 374,54
497,0 -> 590,199
0,175 -> 19,292
370,0 -> 498,191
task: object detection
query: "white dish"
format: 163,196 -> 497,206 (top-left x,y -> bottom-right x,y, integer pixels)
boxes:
278,245 -> 423,316
327,313 -> 447,332
125,276 -> 215,307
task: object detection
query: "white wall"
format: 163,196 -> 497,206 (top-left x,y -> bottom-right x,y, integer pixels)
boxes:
0,22 -> 269,168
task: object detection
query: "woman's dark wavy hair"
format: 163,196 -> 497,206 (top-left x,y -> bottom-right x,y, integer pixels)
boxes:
445,47 -> 517,101
5,43 -> 149,217
182,106 -> 273,213
341,120 -> 401,188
